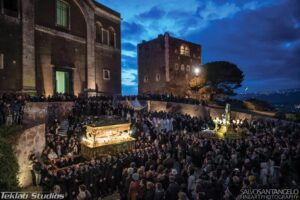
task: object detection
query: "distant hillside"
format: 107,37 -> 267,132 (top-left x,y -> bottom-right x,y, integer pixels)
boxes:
236,88 -> 300,112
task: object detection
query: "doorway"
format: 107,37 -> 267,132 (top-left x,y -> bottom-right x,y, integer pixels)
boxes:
55,70 -> 72,94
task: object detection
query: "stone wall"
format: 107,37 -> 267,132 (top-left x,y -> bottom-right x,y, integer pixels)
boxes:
23,102 -> 74,126
148,101 -> 265,120
13,124 -> 45,188
148,101 -> 209,118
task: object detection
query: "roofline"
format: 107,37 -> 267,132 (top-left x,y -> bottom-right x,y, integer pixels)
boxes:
138,32 -> 201,47
92,0 -> 120,18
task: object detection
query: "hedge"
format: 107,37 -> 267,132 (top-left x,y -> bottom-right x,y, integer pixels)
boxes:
0,126 -> 22,191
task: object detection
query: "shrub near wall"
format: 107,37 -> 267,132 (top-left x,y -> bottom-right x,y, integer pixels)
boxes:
0,126 -> 22,191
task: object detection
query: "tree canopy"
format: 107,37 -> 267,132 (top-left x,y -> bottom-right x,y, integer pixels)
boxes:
188,61 -> 244,100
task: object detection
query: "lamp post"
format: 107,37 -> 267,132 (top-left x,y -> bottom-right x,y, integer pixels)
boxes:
194,67 -> 200,76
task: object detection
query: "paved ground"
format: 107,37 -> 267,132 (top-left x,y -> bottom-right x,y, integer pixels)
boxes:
102,193 -> 120,200
22,186 -> 120,200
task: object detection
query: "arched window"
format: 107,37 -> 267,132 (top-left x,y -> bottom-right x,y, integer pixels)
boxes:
180,44 -> 190,56
109,27 -> 116,48
175,63 -> 179,71
96,22 -> 103,43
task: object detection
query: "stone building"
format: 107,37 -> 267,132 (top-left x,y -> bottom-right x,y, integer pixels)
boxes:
0,0 -> 121,96
138,32 -> 202,97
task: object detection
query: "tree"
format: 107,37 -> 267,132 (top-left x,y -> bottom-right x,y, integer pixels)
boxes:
188,61 -> 244,100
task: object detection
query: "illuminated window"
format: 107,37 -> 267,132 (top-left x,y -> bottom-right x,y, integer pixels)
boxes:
181,64 -> 185,71
155,74 -> 160,82
56,0 -> 70,28
96,22 -> 103,43
186,65 -> 190,72
180,44 -> 190,56
0,54 -> 4,69
175,63 -> 179,71
144,76 -> 148,83
103,69 -> 110,80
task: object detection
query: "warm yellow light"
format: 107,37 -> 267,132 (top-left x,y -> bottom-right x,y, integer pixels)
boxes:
194,67 -> 200,75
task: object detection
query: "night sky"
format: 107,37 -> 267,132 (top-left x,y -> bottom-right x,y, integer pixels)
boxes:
97,0 -> 300,95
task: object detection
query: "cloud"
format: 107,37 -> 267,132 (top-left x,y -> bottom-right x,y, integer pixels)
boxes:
122,68 -> 137,86
97,0 -> 300,94
187,0 -> 300,92
122,54 -> 137,68
122,42 -> 136,51
122,21 -> 146,40
138,6 -> 166,19
196,1 -> 240,20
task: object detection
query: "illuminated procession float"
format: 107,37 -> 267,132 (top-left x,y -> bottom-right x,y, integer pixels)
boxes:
213,104 -> 243,139
81,118 -> 135,159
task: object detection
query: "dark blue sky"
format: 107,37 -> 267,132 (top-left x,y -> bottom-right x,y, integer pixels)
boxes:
97,0 -> 300,95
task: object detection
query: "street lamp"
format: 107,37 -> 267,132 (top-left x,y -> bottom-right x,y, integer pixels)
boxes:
194,67 -> 200,76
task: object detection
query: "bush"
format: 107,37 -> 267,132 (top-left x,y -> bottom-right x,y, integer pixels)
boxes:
0,126 -> 22,191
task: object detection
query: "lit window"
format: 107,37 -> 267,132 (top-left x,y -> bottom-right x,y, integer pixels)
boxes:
175,63 -> 179,71
181,64 -> 185,71
144,76 -> 148,83
180,44 -> 190,56
155,74 -> 160,82
186,65 -> 190,72
56,0 -> 70,28
102,29 -> 109,45
103,69 -> 110,80
0,54 -> 4,69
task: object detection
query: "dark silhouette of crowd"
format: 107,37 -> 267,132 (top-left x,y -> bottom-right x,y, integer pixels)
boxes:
0,94 -> 24,125
28,97 -> 300,200
0,93 -> 205,127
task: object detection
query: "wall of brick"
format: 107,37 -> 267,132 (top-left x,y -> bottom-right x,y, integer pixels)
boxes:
0,16 -> 22,92
0,0 -> 121,95
95,47 -> 121,94
35,32 -> 87,96
35,0 -> 87,38
168,36 -> 202,96
138,35 -> 167,94
138,33 -> 202,97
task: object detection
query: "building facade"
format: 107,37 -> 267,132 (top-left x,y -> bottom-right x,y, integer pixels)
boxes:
0,0 -> 121,96
138,33 -> 202,97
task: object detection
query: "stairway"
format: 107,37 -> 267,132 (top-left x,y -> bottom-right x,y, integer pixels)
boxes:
57,120 -> 69,136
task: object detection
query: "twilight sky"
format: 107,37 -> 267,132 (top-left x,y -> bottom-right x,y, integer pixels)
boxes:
97,0 -> 300,95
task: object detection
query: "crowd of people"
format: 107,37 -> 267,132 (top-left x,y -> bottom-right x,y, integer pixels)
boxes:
0,92 -> 207,127
0,94 -> 24,126
27,96 -> 300,200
